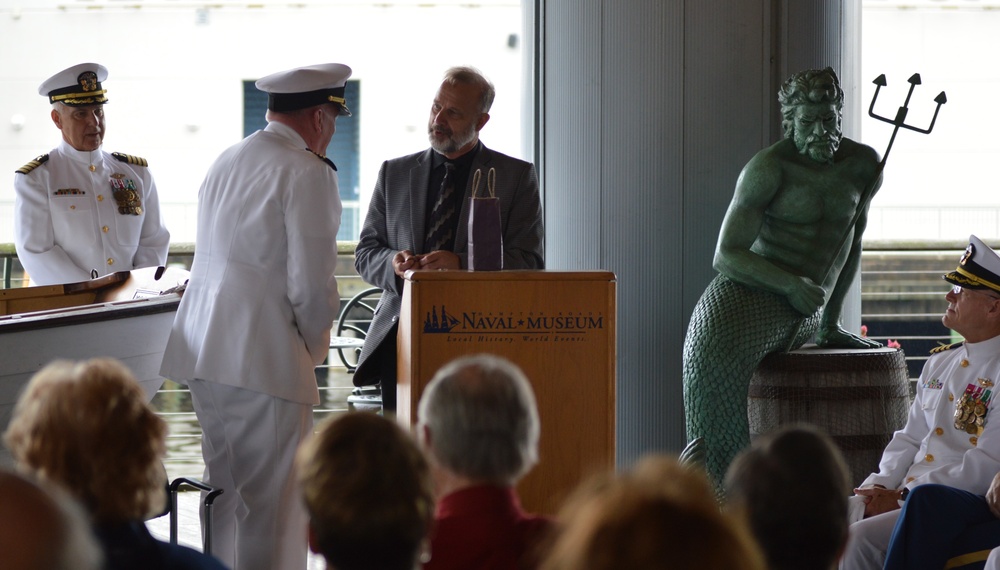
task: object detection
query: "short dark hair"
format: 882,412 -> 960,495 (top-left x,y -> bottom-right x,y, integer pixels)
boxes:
725,424 -> 850,570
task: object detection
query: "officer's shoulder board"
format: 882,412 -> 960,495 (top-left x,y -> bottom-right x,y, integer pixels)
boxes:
308,149 -> 337,171
15,154 -> 49,175
112,152 -> 148,167
930,342 -> 963,355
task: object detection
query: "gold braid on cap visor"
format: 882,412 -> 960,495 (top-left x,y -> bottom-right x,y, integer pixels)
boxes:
51,89 -> 108,104
327,95 -> 346,105
954,266 -> 1000,294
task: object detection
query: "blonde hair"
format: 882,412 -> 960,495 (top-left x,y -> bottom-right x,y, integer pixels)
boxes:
541,455 -> 766,570
3,358 -> 167,523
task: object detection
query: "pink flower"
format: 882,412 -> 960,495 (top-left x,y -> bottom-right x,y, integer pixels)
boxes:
888,339 -> 901,349
860,325 -> 868,338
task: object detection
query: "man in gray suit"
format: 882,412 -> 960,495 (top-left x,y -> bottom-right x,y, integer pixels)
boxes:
353,66 -> 544,411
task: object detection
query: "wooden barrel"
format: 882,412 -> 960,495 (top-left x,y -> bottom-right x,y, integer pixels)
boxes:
748,346 -> 911,485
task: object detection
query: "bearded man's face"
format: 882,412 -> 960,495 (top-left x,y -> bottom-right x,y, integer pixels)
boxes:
791,102 -> 842,164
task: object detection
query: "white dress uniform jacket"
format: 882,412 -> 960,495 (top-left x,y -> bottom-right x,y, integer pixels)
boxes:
160,122 -> 341,404
13,139 -> 170,285
863,334 -> 1000,495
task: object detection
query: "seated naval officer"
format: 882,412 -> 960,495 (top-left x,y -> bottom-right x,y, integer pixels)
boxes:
840,235 -> 1000,570
14,62 -> 170,286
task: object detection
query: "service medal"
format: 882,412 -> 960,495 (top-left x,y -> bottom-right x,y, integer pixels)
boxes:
110,176 -> 143,215
955,384 -> 993,437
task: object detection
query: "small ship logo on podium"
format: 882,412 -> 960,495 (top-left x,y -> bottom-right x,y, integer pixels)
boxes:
424,306 -> 460,333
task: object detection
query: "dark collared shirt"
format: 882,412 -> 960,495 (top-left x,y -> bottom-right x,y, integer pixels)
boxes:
425,142 -> 481,251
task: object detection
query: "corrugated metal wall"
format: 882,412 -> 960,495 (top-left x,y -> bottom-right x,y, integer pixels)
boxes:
538,0 -> 861,467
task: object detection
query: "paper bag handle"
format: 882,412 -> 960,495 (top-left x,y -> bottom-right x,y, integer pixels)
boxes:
471,168 -> 497,198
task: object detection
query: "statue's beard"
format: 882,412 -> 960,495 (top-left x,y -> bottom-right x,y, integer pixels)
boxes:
795,129 -> 841,164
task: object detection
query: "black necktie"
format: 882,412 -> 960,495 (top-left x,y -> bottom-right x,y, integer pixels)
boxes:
424,162 -> 457,252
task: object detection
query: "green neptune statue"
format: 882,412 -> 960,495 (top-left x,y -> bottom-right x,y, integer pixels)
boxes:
682,67 -> 883,489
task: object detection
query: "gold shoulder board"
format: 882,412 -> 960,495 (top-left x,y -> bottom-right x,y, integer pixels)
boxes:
930,342 -> 962,355
309,150 -> 337,171
111,152 -> 149,167
15,154 -> 50,175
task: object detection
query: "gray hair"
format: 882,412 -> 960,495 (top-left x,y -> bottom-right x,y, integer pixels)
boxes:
417,354 -> 540,485
442,66 -> 496,114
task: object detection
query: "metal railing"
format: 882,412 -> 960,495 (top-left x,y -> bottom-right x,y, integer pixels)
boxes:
860,239 -> 973,382
3,240 -> 969,364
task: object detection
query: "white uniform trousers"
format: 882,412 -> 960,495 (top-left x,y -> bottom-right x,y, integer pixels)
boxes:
188,379 -> 313,570
839,509 -> 902,570
986,547 -> 1000,570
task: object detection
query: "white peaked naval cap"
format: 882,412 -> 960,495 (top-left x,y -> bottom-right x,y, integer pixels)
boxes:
255,63 -> 352,116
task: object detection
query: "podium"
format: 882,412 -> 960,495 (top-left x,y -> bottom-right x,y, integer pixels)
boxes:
397,270 -> 616,514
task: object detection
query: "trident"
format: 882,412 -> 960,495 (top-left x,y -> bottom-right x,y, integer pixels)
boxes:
783,73 -> 947,352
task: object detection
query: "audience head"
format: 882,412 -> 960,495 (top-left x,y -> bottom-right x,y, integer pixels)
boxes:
541,455 -> 766,570
296,411 -> 434,570
417,354 -> 540,486
3,358 -> 167,524
0,469 -> 103,570
725,423 -> 850,570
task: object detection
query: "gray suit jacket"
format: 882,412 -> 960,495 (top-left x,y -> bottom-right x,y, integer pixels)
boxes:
353,143 -> 544,386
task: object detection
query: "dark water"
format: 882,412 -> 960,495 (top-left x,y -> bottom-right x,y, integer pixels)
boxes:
151,364 -> 357,481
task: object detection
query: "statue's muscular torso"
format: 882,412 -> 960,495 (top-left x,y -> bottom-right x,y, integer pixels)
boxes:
753,137 -> 879,290
714,135 -> 881,311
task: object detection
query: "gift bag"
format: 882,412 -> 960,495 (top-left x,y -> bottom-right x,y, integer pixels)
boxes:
468,167 -> 503,271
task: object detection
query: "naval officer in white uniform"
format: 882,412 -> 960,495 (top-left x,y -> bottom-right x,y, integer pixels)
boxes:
160,63 -> 349,570
840,235 -> 1000,569
14,62 -> 170,286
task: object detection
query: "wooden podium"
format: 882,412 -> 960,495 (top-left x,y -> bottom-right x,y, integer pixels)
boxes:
397,270 -> 616,514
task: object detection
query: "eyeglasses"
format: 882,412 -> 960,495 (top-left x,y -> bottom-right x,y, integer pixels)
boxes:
952,284 -> 1000,301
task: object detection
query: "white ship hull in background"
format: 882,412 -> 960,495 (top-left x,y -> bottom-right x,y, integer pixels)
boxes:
0,267 -> 188,467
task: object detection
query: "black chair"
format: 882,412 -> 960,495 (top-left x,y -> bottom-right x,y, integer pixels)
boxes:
331,286 -> 381,373
167,477 -> 223,555
329,287 -> 384,410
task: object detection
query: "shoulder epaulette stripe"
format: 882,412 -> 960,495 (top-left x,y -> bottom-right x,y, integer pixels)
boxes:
15,154 -> 49,175
308,149 -> 337,171
111,152 -> 148,167
929,342 -> 962,355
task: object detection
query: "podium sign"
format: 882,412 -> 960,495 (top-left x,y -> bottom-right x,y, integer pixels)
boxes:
398,270 -> 616,514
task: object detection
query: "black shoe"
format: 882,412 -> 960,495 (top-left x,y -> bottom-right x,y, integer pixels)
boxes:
347,384 -> 382,411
